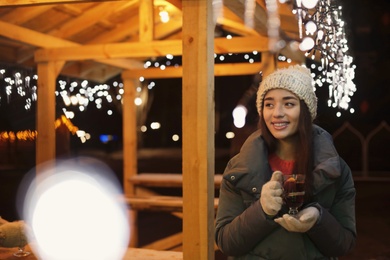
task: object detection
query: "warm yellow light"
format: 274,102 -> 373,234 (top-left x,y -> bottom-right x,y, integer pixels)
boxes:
159,8 -> 169,23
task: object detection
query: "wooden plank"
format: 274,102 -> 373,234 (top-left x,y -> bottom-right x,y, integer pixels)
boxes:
182,0 -> 214,259
0,0 -> 121,7
35,61 -> 63,180
128,173 -> 222,188
139,0 -> 154,42
123,248 -> 183,260
0,20 -> 143,70
122,78 -> 138,247
217,16 -> 259,36
49,2 -> 116,39
124,196 -> 219,212
125,196 -> 185,212
0,5 -> 53,25
122,61 -> 297,79
122,78 -> 138,196
34,36 -> 271,62
142,232 -> 183,251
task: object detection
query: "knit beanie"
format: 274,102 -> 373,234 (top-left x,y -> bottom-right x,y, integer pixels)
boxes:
256,65 -> 317,120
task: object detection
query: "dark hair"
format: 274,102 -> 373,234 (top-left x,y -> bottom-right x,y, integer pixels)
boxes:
259,100 -> 314,195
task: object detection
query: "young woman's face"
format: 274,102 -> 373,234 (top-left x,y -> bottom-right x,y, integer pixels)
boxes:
263,89 -> 301,141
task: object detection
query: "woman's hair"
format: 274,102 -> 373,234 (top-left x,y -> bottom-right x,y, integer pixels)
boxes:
259,100 -> 314,194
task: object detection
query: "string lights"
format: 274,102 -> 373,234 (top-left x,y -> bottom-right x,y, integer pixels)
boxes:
301,0 -> 356,113
243,0 -> 356,114
280,0 -> 356,114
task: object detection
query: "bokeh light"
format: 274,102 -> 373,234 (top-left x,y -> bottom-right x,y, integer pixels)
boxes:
18,158 -> 130,260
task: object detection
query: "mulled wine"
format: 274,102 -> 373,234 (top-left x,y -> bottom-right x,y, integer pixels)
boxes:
283,174 -> 305,215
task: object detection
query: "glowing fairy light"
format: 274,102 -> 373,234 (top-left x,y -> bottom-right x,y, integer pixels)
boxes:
232,105 -> 248,129
274,0 -> 356,112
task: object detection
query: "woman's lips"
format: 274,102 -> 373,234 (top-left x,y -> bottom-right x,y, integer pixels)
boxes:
272,122 -> 289,130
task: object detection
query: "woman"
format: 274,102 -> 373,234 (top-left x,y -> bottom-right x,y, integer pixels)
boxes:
215,65 -> 356,259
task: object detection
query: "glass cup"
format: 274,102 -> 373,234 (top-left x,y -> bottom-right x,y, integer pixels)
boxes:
13,246 -> 30,257
282,174 -> 305,215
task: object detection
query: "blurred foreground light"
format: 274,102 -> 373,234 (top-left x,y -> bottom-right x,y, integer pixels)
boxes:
18,158 -> 130,260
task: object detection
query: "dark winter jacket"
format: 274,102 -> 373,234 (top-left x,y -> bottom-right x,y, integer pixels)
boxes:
215,125 -> 356,259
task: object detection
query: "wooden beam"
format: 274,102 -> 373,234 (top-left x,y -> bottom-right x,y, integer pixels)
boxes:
34,36 -> 271,61
139,0 -> 154,42
0,0 -> 122,7
121,77 -> 138,247
0,5 -> 53,25
122,62 -> 264,79
217,17 -> 259,36
0,20 -> 143,69
49,2 -> 118,39
182,0 -> 214,259
122,60 -> 299,80
35,61 -> 64,181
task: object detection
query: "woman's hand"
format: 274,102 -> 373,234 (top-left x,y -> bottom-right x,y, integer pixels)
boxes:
274,206 -> 320,232
260,171 -> 284,216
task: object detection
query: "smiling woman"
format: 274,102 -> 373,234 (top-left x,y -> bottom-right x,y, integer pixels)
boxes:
215,65 -> 357,259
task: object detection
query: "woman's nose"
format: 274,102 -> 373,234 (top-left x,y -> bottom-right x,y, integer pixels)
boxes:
273,104 -> 285,117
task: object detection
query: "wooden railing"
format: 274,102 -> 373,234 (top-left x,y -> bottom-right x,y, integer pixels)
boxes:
332,121 -> 390,180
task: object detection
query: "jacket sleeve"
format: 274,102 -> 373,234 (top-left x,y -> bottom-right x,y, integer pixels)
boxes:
306,159 -> 357,256
215,178 -> 279,256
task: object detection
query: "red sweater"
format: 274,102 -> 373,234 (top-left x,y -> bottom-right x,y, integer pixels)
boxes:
268,153 -> 295,175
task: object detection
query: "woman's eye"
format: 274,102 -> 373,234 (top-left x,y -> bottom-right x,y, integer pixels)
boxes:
264,103 -> 273,108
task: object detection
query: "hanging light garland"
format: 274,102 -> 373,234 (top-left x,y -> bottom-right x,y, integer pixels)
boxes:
238,0 -> 357,114
283,0 -> 356,113
301,0 -> 356,112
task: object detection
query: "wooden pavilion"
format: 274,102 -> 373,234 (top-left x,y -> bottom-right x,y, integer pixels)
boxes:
0,0 -> 304,259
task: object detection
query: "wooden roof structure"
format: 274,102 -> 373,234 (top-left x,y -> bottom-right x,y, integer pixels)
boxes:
0,0 -> 304,82
0,0 -> 304,259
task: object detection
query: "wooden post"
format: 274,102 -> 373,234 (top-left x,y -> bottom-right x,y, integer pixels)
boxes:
121,77 -> 139,247
182,0 -> 215,259
36,61 -> 63,180
139,0 -> 154,42
261,52 -> 277,77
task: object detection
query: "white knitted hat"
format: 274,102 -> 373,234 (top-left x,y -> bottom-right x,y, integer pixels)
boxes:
256,65 -> 317,120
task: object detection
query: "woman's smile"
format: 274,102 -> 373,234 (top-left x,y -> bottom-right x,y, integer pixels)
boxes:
263,89 -> 300,141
